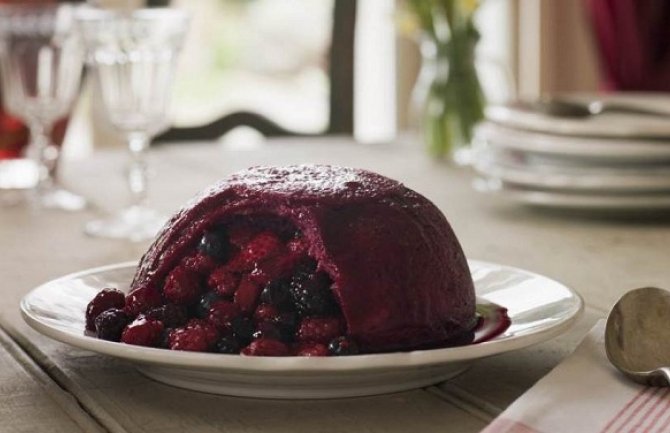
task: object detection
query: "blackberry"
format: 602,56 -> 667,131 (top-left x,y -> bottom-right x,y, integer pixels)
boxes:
197,227 -> 230,261
328,336 -> 359,356
94,308 -> 129,341
259,279 -> 292,310
252,322 -> 282,341
289,270 -> 338,316
271,311 -> 298,343
231,317 -> 255,345
145,304 -> 187,328
215,335 -> 241,354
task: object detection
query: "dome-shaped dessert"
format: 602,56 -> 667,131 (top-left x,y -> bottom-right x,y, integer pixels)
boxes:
87,165 -> 476,355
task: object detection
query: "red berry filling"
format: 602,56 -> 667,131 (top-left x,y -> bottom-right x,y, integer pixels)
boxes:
121,318 -> 164,347
85,288 -> 125,331
124,285 -> 162,317
87,215 -> 358,356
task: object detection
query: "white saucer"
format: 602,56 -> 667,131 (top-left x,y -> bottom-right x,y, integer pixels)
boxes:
21,261 -> 582,399
486,93 -> 670,139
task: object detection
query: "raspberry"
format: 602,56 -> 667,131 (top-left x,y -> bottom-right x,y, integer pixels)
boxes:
182,252 -> 218,274
254,304 -> 280,323
207,267 -> 239,297
253,303 -> 281,323
296,317 -> 344,344
207,300 -> 241,331
186,318 -> 219,347
197,228 -> 230,261
163,266 -> 203,305
144,304 -> 187,328
293,342 -> 329,357
328,336 -> 359,356
85,288 -> 126,331
241,338 -> 289,356
120,318 -> 164,347
94,308 -> 128,341
248,250 -> 300,286
124,285 -> 162,317
168,326 -> 210,352
227,231 -> 283,272
234,277 -> 262,314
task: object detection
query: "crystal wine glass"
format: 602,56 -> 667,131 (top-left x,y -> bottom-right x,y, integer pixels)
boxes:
77,8 -> 189,241
0,3 -> 86,211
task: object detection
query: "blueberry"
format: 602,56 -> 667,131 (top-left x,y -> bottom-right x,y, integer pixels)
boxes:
328,336 -> 359,356
231,317 -> 255,345
158,329 -> 172,348
289,271 -> 339,316
193,291 -> 222,319
215,335 -> 240,354
197,228 -> 230,261
260,279 -> 292,310
94,308 -> 129,341
252,322 -> 282,341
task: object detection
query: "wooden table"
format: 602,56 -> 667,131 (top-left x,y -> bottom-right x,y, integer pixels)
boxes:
1,137 -> 668,432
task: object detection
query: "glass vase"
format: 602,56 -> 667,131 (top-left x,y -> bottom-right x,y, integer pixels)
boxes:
414,26 -> 485,164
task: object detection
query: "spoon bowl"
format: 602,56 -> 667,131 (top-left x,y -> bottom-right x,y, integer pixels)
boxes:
605,287 -> 670,386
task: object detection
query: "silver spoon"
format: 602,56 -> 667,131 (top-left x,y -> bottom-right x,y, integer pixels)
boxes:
605,287 -> 670,387
518,98 -> 670,119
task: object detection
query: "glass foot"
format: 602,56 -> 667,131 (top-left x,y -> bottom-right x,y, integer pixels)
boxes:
85,206 -> 166,242
33,186 -> 87,211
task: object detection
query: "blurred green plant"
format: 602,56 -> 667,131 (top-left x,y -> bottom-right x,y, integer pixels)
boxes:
401,0 -> 485,161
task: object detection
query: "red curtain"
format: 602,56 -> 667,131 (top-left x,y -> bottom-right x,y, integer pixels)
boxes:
587,0 -> 670,92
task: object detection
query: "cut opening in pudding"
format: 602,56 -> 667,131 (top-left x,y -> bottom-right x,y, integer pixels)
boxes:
98,214 -> 359,356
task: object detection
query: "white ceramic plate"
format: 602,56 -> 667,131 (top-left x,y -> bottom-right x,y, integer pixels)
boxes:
21,260 -> 583,399
475,122 -> 670,163
473,152 -> 670,192
486,93 -> 670,139
476,178 -> 670,211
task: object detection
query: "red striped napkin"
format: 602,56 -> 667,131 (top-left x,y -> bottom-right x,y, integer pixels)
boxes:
481,321 -> 670,433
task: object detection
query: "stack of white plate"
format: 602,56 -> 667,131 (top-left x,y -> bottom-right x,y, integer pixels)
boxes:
473,94 -> 670,211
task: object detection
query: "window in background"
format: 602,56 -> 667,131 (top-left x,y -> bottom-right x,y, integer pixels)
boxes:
171,0 -> 333,135
475,0 -> 515,103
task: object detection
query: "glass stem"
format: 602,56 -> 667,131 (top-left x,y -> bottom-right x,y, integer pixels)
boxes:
28,121 -> 58,191
126,133 -> 150,209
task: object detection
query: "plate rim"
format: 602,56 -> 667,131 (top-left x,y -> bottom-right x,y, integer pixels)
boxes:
476,122 -> 670,161
474,158 -> 670,191
20,260 -> 584,373
483,181 -> 670,210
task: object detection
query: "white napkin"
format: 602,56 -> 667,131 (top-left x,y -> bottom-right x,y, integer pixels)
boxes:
481,320 -> 670,433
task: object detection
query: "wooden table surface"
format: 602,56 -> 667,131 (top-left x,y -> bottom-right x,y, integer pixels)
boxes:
1,137 -> 668,432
